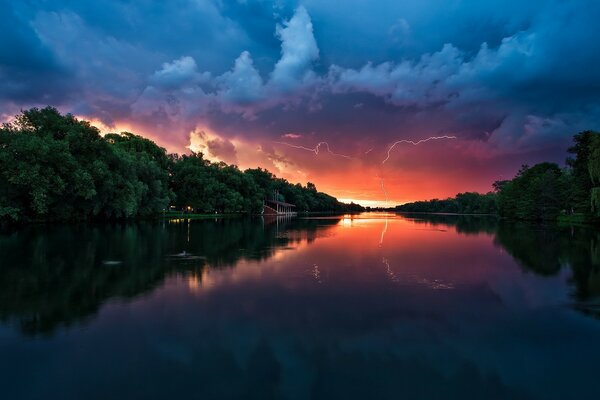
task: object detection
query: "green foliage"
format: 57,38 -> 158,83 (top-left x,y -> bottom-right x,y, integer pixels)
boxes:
567,131 -> 596,215
557,213 -> 588,225
496,163 -> 567,221
396,192 -> 497,214
588,135 -> 600,184
0,108 -> 171,221
104,132 -> 174,216
398,131 -> 600,223
1,107 -> 356,223
170,154 -> 263,214
588,134 -> 600,217
242,168 -> 351,213
492,131 -> 600,222
592,188 -> 600,217
1,109 -> 98,221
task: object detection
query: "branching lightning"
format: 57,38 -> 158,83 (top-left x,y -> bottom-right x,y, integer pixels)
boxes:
379,135 -> 457,205
274,141 -> 354,159
382,135 -> 457,164
275,135 -> 456,208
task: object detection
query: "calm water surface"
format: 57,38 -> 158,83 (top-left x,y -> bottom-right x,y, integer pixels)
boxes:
1,213 -> 599,399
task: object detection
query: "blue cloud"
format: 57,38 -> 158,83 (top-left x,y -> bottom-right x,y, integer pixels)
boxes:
1,0 -> 600,164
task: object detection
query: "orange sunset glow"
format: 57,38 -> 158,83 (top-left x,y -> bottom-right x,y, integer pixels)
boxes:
81,116 -> 522,206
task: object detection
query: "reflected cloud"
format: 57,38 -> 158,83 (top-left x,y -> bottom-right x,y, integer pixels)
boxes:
0,217 -> 340,335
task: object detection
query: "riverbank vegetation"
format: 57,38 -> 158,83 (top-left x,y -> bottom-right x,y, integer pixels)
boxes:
0,107 -> 361,223
394,192 -> 497,215
397,130 -> 600,223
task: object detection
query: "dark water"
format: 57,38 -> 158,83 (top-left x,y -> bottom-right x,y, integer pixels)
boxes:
1,213 -> 599,399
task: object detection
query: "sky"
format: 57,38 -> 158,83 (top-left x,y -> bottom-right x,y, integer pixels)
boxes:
2,0 -> 600,206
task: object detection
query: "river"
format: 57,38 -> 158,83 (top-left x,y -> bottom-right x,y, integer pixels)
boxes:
1,213 -> 599,399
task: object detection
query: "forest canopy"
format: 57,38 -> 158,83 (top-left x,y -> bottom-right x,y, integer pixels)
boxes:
397,130 -> 600,222
0,107 -> 360,223
3,107 -> 599,224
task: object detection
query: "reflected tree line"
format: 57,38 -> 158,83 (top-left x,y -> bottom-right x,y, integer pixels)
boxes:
1,215 -> 600,336
404,214 -> 600,315
0,217 -> 339,335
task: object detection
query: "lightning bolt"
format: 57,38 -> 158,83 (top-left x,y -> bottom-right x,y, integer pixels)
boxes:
275,135 -> 456,208
382,135 -> 457,164
382,257 -> 398,282
378,135 -> 457,206
375,136 -> 455,285
379,215 -> 388,246
274,141 -> 354,159
379,176 -> 389,206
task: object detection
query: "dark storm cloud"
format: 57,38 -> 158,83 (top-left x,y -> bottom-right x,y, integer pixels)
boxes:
0,2 -> 73,104
1,0 -> 600,164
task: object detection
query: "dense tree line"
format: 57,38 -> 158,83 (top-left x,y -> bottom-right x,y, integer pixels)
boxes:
0,107 -> 360,223
396,192 -> 497,214
169,155 -> 359,214
493,163 -> 569,221
397,130 -> 600,222
494,131 -> 600,221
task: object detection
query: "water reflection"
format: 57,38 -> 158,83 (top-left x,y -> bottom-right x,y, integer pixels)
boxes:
1,214 -> 600,399
1,214 -> 600,333
408,214 -> 600,313
0,217 -> 340,335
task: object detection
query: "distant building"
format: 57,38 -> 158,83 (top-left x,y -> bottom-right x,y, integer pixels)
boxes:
263,190 -> 296,215
263,199 -> 296,215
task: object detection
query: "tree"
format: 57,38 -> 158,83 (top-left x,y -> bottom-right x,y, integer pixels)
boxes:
0,107 -> 360,222
496,163 -> 566,221
566,131 -> 596,214
1,108 -> 174,221
0,108 -> 98,221
587,133 -> 600,217
105,132 -> 173,216
396,192 -> 497,214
